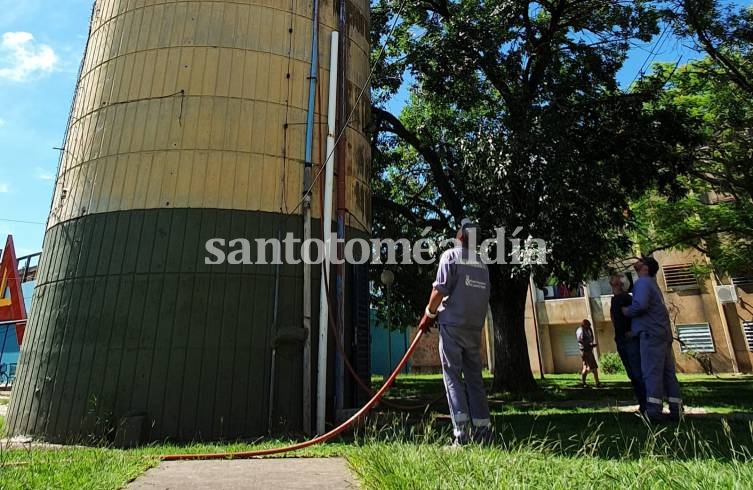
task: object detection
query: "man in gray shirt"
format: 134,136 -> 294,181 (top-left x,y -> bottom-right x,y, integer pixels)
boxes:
418,219 -> 492,445
622,256 -> 682,421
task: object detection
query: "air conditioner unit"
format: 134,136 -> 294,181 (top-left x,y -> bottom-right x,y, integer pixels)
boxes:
715,285 -> 738,304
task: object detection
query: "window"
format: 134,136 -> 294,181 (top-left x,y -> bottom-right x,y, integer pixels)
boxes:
743,321 -> 753,352
732,277 -> 753,287
676,323 -> 715,353
561,331 -> 581,357
662,264 -> 699,291
732,277 -> 753,294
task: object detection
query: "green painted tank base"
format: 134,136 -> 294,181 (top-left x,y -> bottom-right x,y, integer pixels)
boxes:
6,208 -> 368,443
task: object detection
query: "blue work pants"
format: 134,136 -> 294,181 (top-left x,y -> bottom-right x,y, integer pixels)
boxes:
640,332 -> 682,418
616,336 -> 646,412
438,324 -> 490,440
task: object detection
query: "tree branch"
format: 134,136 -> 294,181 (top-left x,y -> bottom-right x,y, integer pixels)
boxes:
420,0 -> 450,17
373,195 -> 449,229
682,0 -> 753,95
526,0 -> 568,97
372,106 -> 465,220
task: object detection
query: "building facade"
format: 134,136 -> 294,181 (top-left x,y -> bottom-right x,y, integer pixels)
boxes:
531,249 -> 753,375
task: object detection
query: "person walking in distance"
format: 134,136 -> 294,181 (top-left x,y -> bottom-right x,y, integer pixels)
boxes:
609,274 -> 646,413
622,256 -> 682,421
418,218 -> 493,446
576,319 -> 602,388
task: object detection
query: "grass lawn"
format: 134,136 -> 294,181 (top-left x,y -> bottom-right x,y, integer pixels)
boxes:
1,373 -> 752,489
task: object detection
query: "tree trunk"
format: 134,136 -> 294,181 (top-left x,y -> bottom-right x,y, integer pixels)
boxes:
490,269 -> 537,393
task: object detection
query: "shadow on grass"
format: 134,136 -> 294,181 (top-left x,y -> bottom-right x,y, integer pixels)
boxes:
494,411 -> 753,461
384,373 -> 753,409
358,409 -> 753,463
371,374 -> 753,462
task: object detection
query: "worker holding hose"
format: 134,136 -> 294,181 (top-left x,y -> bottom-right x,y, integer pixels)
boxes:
418,218 -> 493,446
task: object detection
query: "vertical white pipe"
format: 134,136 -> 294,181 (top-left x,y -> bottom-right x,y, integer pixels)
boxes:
316,31 -> 340,435
302,209 -> 312,434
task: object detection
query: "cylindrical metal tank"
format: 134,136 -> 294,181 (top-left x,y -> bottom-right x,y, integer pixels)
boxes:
8,0 -> 370,442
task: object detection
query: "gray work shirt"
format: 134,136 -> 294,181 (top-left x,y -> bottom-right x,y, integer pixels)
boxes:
624,276 -> 672,340
432,247 -> 490,329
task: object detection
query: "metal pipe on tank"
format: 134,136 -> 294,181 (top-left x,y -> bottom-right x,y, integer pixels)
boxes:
302,0 -> 320,436
334,0 -> 348,418
316,31 -> 340,436
268,228 -> 283,431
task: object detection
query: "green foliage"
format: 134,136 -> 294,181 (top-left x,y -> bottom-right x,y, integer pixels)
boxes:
369,0 -> 697,391
625,1 -> 753,274
599,352 -> 625,374
683,349 -> 716,376
667,0 -> 753,96
632,51 -> 753,275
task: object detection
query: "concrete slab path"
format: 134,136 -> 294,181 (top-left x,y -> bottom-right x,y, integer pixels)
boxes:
126,458 -> 359,489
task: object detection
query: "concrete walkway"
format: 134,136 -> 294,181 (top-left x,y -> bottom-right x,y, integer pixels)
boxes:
126,458 -> 359,489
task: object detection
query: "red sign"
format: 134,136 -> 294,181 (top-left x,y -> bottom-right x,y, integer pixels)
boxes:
0,235 -> 27,345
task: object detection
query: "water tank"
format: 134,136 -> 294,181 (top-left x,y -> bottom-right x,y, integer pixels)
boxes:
7,0 -> 370,442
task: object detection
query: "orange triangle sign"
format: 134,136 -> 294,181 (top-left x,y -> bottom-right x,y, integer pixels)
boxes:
0,235 -> 28,345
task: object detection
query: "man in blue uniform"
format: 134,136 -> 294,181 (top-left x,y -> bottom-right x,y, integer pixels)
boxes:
609,274 -> 646,413
418,218 -> 492,445
622,257 -> 682,421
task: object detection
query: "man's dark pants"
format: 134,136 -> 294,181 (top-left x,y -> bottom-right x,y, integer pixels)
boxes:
616,335 -> 646,412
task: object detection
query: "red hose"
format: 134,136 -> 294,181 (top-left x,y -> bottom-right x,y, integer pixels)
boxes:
329,309 -> 444,411
318,263 -> 443,412
160,327 -> 426,461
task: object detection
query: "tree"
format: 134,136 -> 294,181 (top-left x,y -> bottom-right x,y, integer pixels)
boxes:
669,0 -> 753,96
632,56 -> 753,276
630,2 -> 753,276
370,0 -> 694,392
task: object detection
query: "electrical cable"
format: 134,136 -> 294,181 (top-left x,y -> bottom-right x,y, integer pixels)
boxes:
323,281 -> 445,411
627,14 -> 676,89
0,219 -> 46,225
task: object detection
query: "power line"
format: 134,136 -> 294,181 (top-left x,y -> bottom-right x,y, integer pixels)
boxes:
0,218 -> 46,225
627,16 -> 676,89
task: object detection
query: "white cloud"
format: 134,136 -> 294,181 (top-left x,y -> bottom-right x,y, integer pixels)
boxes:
35,168 -> 54,181
0,182 -> 9,193
0,31 -> 58,82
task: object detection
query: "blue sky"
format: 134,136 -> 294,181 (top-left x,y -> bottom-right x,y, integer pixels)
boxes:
0,1 -> 740,256
0,0 -> 92,256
